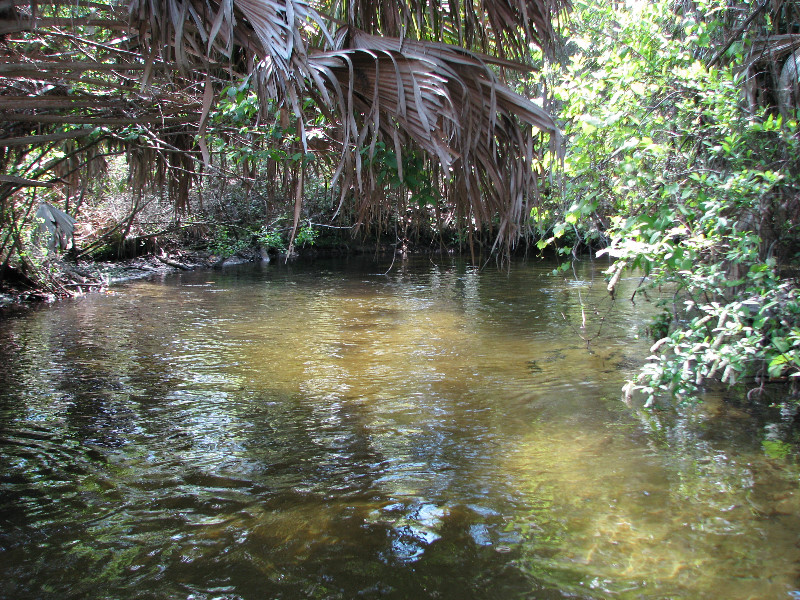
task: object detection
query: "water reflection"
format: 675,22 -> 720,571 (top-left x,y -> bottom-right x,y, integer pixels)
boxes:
0,257 -> 799,599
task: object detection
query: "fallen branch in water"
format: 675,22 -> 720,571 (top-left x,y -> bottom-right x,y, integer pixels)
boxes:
156,254 -> 193,270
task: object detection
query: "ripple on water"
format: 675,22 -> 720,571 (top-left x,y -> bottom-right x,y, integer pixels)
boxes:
1,258 -> 800,600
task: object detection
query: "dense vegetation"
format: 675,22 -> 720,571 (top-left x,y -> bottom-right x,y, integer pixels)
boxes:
0,0 -> 564,278
2,0 -> 800,405
547,0 -> 800,404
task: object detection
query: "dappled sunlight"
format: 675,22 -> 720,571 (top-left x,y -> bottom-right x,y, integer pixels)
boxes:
2,258 -> 799,599
504,408 -> 800,598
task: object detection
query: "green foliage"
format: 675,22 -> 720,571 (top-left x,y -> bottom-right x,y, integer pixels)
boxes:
208,221 -> 318,258
209,226 -> 250,258
257,226 -> 286,252
209,80 -> 317,167
217,80 -> 261,126
294,222 -> 318,247
362,142 -> 440,208
552,0 -> 745,226
551,0 -> 800,404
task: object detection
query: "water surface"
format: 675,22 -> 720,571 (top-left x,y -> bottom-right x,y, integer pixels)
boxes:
1,256 -> 799,599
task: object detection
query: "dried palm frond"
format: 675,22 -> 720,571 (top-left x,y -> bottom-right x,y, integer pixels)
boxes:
748,33 -> 800,64
0,0 -> 230,214
279,29 -> 560,248
332,0 -> 569,59
2,0 -> 565,258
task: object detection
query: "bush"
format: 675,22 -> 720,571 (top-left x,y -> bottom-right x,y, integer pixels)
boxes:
549,0 -> 800,404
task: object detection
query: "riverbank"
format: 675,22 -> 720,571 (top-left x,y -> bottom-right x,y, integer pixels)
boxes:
0,250 -> 258,309
0,242 -> 445,310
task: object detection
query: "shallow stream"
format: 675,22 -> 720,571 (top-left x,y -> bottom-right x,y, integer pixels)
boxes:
1,257 -> 799,599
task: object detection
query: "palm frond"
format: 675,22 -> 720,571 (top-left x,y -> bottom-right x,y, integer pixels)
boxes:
2,0 -> 565,256
274,29 -> 559,246
329,0 -> 570,59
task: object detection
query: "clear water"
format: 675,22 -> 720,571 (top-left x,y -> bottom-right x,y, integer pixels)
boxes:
1,256 -> 798,599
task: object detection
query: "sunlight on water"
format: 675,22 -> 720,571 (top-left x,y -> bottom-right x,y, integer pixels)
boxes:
506,401 -> 800,598
1,257 -> 799,599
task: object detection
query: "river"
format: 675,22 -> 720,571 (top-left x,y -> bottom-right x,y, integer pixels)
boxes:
1,256 -> 798,599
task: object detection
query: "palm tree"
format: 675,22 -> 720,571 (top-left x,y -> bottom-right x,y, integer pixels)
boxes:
0,0 -> 567,280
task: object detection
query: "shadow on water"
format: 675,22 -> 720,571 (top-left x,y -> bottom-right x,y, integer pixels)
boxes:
1,256 -> 800,599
